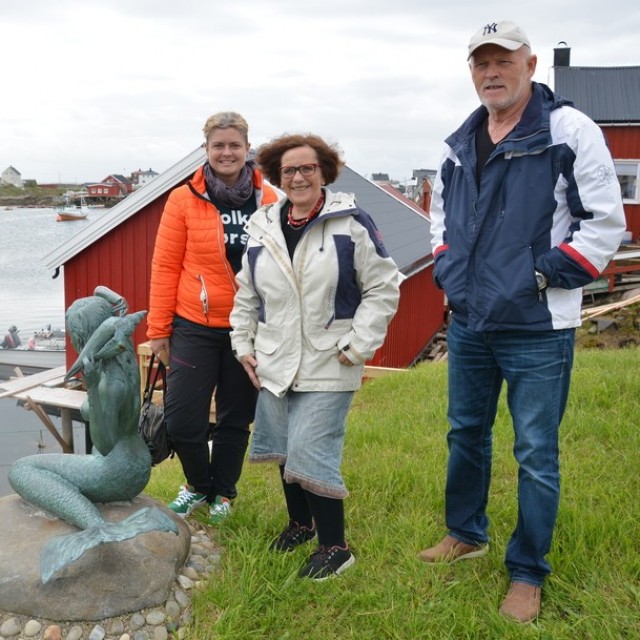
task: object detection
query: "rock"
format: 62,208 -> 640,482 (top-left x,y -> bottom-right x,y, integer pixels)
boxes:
0,617 -> 21,636
88,625 -> 106,640
0,494 -> 190,621
44,625 -> 63,640
65,626 -> 83,640
593,317 -> 618,333
24,620 -> 43,637
621,288 -> 640,301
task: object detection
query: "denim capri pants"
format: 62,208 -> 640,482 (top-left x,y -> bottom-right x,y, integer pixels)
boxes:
249,388 -> 355,499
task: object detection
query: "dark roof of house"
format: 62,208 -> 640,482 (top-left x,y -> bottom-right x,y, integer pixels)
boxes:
333,166 -> 432,275
112,174 -> 133,184
554,66 -> 640,123
44,148 -> 433,277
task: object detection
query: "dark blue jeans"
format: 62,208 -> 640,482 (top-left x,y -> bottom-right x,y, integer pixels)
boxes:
165,317 -> 257,500
445,317 -> 575,585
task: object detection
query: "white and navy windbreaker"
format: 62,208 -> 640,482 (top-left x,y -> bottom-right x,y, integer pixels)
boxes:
430,82 -> 625,331
230,189 -> 401,397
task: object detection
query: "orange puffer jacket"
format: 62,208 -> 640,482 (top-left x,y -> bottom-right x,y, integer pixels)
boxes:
147,165 -> 278,338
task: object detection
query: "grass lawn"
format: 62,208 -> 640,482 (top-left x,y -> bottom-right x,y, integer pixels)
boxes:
145,348 -> 640,639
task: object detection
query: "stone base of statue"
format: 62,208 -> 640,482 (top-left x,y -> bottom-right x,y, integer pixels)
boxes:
0,493 -> 190,621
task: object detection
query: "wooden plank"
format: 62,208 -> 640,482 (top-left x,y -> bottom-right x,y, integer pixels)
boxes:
581,292 -> 640,320
363,365 -> 407,379
23,396 -> 73,453
0,366 -> 67,398
13,386 -> 87,410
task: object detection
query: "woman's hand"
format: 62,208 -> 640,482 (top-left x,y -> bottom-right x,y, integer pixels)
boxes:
338,351 -> 354,367
149,338 -> 170,366
240,354 -> 261,390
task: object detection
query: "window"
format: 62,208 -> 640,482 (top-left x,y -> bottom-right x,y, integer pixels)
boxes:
614,161 -> 640,203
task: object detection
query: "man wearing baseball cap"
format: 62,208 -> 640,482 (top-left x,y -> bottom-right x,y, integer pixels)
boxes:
419,21 -> 625,623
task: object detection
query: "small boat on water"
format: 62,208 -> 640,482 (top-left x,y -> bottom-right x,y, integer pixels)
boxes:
0,326 -> 66,379
0,347 -> 66,379
55,196 -> 90,222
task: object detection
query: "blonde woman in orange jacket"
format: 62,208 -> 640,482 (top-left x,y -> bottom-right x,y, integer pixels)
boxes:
147,112 -> 278,524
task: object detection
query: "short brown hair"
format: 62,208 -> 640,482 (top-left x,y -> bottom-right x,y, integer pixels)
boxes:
256,134 -> 344,187
202,112 -> 249,144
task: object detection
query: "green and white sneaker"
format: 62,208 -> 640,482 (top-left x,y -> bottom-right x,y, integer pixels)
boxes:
167,485 -> 207,518
209,495 -> 232,524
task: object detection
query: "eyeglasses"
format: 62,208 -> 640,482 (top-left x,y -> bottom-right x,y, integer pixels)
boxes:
280,163 -> 320,179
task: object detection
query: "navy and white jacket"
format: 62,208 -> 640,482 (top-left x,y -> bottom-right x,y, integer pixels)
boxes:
231,189 -> 401,397
430,82 -> 625,331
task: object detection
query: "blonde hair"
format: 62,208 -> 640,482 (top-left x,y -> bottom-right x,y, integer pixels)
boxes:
203,112 -> 249,144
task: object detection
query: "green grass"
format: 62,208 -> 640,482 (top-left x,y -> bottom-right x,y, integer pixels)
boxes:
145,348 -> 640,639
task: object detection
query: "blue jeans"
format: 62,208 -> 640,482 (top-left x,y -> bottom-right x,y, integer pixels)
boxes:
445,317 -> 575,585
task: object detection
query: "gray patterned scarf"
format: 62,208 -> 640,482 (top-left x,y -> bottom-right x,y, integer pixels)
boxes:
202,160 -> 255,208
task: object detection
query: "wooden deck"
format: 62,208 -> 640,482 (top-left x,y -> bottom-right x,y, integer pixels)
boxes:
0,366 -> 85,453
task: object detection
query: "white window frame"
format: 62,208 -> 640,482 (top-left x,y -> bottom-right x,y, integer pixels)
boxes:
614,160 -> 640,204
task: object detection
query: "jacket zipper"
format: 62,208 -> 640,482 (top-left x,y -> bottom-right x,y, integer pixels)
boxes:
197,274 -> 209,323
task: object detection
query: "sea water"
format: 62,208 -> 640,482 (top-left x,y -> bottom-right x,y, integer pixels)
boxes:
0,206 -> 91,495
0,206 -> 83,335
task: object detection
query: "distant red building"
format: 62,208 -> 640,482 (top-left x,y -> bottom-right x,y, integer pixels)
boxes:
86,174 -> 133,201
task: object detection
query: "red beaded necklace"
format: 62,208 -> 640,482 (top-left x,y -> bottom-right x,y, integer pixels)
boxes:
287,193 -> 325,228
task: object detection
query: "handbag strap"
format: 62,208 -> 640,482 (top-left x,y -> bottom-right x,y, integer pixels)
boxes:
142,352 -> 167,407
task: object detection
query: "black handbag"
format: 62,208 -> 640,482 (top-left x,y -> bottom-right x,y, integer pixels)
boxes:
138,353 -> 173,465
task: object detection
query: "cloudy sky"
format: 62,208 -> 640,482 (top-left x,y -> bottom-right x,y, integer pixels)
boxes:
1,0 -> 639,186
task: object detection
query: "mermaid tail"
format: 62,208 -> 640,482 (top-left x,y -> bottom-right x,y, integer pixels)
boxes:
40,506 -> 179,584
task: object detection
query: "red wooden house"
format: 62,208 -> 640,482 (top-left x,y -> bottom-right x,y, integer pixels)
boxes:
86,174 -> 134,200
43,148 -> 444,370
553,50 -> 640,241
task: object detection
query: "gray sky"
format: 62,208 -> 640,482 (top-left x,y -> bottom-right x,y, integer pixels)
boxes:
1,0 -> 638,186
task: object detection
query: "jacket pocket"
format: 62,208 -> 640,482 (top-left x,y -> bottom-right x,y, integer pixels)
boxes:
306,328 -> 345,352
254,326 -> 283,355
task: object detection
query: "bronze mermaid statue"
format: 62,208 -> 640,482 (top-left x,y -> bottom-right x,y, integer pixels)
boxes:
9,286 -> 177,583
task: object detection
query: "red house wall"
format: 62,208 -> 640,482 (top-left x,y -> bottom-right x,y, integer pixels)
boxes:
62,191 -> 444,369
603,126 -> 640,241
62,195 -> 169,362
369,267 -> 446,369
87,184 -> 122,197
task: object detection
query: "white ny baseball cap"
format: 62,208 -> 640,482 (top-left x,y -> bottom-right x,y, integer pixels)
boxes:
468,21 -> 531,59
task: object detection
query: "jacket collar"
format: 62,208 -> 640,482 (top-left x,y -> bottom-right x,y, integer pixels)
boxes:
446,82 -> 573,158
248,188 -> 357,235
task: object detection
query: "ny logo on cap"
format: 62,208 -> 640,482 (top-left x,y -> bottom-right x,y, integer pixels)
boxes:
483,23 -> 498,35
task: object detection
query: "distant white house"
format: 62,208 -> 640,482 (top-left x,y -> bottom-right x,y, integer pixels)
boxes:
1,166 -> 23,188
130,168 -> 159,190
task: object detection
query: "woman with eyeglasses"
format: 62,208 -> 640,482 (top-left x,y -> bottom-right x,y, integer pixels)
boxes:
230,133 -> 401,580
146,112 -> 278,525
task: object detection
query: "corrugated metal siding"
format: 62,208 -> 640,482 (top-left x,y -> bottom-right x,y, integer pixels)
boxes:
604,126 -> 640,241
368,267 -> 445,368
605,126 -> 640,156
63,197 -> 167,358
554,66 -> 640,122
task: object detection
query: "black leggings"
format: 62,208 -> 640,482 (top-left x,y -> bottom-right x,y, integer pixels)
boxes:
279,465 -> 346,548
165,317 -> 257,500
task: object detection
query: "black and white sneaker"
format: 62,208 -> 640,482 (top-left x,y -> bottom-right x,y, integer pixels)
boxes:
270,521 -> 316,552
299,544 -> 355,581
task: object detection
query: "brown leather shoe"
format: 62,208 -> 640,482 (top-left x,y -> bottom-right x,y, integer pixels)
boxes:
417,534 -> 488,563
499,582 -> 541,623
